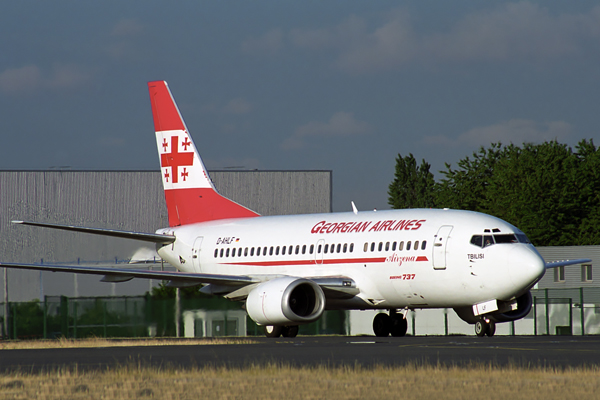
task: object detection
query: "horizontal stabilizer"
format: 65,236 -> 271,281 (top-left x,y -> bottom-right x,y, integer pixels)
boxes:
545,258 -> 592,269
12,220 -> 176,244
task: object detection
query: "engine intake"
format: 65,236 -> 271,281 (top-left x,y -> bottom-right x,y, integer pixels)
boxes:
246,277 -> 325,326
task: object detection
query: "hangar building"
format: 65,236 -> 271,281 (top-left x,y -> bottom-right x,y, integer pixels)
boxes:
0,170 -> 332,302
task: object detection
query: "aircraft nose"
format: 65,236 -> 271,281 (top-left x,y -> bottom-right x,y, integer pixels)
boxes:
507,245 -> 546,289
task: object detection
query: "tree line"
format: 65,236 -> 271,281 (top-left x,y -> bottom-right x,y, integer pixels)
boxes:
387,140 -> 600,246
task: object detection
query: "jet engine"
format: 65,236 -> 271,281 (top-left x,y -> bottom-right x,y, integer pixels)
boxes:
246,277 -> 325,326
454,291 -> 533,324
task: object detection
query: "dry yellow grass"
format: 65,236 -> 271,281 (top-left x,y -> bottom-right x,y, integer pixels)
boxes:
0,363 -> 599,400
0,337 -> 254,350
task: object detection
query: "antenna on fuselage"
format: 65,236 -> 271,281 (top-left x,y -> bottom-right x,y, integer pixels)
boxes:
351,201 -> 358,215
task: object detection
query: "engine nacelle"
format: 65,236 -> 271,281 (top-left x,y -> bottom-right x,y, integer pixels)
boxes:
246,277 -> 325,326
454,291 -> 533,324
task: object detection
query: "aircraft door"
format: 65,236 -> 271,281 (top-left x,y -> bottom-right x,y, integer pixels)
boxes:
432,226 -> 453,270
192,236 -> 204,272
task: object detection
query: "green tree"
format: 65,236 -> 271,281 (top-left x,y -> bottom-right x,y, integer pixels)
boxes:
388,153 -> 436,209
391,140 -> 600,246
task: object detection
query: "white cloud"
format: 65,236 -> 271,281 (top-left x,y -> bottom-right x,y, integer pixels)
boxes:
283,111 -> 371,149
287,3 -> 600,73
423,119 -> 573,148
241,29 -> 283,55
458,119 -> 573,146
106,19 -> 145,59
0,64 -> 90,95
110,19 -> 143,37
223,98 -> 252,115
0,65 -> 42,94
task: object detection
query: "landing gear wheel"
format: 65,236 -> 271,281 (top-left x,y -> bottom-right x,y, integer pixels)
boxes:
486,321 -> 496,337
281,325 -> 299,338
390,314 -> 408,337
264,325 -> 282,338
475,320 -> 488,337
373,313 -> 392,337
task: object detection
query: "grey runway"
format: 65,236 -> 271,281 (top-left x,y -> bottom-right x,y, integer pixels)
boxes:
1,336 -> 599,372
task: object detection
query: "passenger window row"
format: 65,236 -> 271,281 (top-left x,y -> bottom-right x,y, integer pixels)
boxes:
363,240 -> 427,252
213,243 -> 355,258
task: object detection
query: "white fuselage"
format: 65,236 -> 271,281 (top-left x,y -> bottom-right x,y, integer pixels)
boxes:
156,208 -> 546,310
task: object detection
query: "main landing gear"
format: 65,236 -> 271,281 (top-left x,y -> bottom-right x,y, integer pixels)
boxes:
475,318 -> 496,337
373,310 -> 408,337
264,325 -> 299,338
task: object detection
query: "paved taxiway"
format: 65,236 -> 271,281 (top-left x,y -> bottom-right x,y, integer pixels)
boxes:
1,336 -> 599,372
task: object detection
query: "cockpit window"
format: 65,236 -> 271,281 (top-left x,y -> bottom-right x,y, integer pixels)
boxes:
470,232 -> 530,248
470,235 -> 483,247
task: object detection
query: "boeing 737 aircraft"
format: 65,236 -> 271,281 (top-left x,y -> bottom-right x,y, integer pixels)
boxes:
2,81 -> 590,338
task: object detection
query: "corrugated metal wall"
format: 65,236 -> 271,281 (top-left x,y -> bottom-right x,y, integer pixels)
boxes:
536,246 -> 600,289
0,170 -> 331,301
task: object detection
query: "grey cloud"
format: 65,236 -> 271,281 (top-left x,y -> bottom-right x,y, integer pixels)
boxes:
422,119 -> 574,149
283,111 -> 371,149
458,119 -> 573,146
287,3 -> 600,73
241,29 -> 284,55
0,64 -> 90,95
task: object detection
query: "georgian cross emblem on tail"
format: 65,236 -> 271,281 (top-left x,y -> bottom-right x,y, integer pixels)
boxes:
160,135 -> 194,184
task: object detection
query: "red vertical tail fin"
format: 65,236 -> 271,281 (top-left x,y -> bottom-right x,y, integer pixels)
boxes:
148,81 -> 259,226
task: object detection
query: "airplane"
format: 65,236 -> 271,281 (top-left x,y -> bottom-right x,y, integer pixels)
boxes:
1,81 -> 590,338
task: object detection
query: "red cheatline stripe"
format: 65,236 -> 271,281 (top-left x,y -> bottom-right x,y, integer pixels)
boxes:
221,257 -> 386,267
416,256 -> 429,261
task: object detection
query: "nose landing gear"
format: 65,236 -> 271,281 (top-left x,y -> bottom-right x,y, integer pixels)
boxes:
475,318 -> 496,337
373,309 -> 408,337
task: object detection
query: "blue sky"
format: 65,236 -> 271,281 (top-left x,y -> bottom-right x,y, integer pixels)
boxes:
2,1 -> 599,212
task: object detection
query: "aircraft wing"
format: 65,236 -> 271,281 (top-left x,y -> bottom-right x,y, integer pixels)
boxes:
544,258 -> 592,269
12,221 -> 176,244
0,262 -> 258,286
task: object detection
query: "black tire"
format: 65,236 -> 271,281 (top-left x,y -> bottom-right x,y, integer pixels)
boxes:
264,325 -> 282,338
373,313 -> 392,337
390,315 -> 408,337
486,321 -> 496,337
281,325 -> 299,338
475,320 -> 488,337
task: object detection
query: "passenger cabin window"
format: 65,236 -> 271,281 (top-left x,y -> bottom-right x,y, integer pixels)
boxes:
406,241 -> 411,250
421,241 -> 427,250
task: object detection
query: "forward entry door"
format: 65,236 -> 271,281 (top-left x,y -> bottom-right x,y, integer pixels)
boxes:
432,226 -> 453,270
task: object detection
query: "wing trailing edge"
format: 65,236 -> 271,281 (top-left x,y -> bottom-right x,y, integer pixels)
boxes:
12,220 -> 176,244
